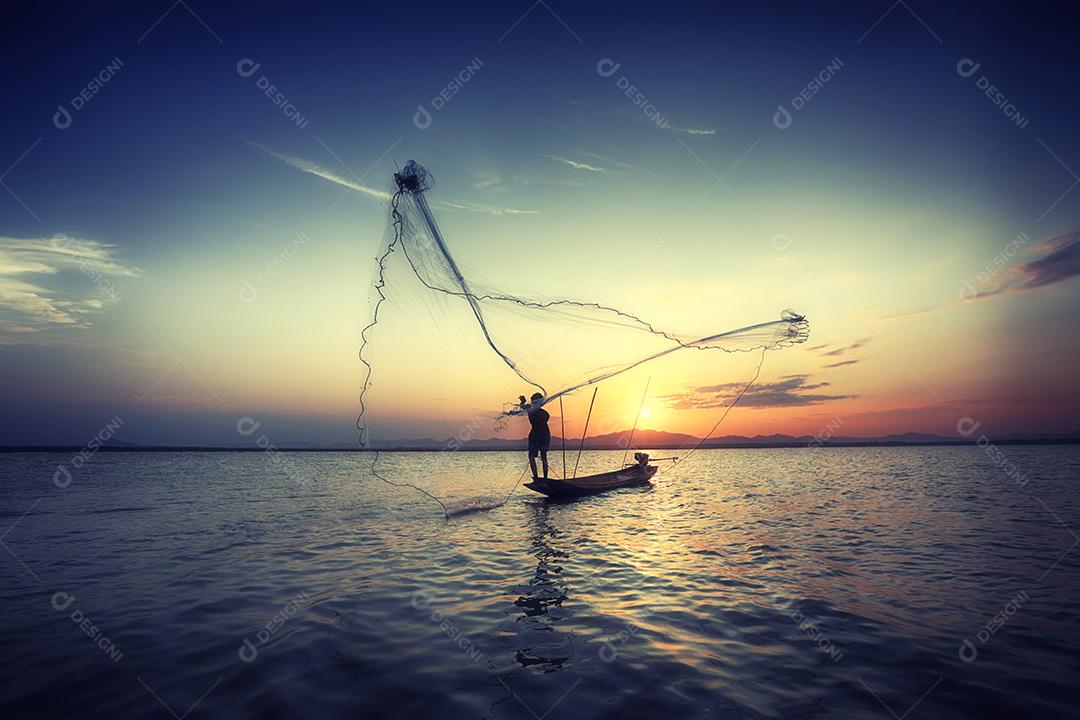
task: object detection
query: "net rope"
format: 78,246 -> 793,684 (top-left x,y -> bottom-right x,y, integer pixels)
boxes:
357,160 -> 809,516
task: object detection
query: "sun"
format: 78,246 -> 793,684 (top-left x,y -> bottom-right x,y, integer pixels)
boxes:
640,407 -> 651,419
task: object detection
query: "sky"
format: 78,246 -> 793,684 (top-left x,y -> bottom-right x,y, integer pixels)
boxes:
1,0 -> 1079,446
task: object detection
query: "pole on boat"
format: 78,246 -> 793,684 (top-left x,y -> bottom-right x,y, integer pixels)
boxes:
559,396 -> 567,480
622,377 -> 651,467
572,387 -> 598,479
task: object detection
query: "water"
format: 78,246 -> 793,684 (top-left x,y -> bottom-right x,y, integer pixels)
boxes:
1,446 -> 1078,719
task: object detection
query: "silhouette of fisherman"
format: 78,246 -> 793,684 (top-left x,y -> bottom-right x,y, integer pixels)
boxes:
519,392 -> 551,479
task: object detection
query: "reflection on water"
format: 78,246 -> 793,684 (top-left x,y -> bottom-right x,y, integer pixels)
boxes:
512,503 -> 571,671
1,447 -> 1079,719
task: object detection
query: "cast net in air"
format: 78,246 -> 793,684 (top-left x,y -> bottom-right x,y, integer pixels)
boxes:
357,160 -> 809,517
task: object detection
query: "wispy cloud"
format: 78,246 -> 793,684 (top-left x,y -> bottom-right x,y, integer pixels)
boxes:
662,375 -> 856,409
245,139 -> 391,200
873,305 -> 943,323
543,153 -> 608,173
0,235 -> 140,338
569,150 -> 639,172
824,359 -> 859,369
471,171 -> 582,194
820,338 -> 870,357
438,200 -> 538,216
548,91 -> 719,137
546,90 -> 603,115
249,140 -> 538,215
875,230 -> 1080,322
666,125 -> 721,136
971,231 -> 1080,299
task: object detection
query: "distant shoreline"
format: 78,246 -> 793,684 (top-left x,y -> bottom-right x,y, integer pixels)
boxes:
3,438 -> 1079,453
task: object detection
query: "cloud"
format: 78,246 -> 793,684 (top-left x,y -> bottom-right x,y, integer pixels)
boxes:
472,170 -> 583,193
820,338 -> 870,357
438,200 -> 538,216
547,90 -> 603,113
666,125 -> 721,136
824,360 -> 859,369
662,375 -> 856,409
875,230 -> 1080,321
569,150 -> 639,172
249,140 -> 538,215
0,235 -> 140,337
872,305 -> 945,322
547,91 -> 719,136
245,139 -> 391,200
544,150 -> 644,176
972,231 -> 1080,298
543,154 -> 609,173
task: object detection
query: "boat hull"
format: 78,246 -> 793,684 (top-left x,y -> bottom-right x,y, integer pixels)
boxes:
524,465 -> 657,497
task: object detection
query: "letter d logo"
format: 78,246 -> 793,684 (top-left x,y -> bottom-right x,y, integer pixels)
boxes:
956,417 -> 981,437
773,105 -> 792,130
772,233 -> 795,251
959,280 -> 977,301
53,105 -> 72,130
236,58 -> 261,78
413,105 -> 432,130
236,416 -> 261,437
596,58 -> 621,78
956,58 -> 980,78
54,465 -> 72,489
238,638 -> 258,662
52,591 -> 76,611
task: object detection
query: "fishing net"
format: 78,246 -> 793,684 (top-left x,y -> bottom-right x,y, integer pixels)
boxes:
357,160 -> 810,517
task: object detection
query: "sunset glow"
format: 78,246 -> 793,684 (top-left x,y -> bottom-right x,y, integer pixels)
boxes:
1,4 -> 1078,447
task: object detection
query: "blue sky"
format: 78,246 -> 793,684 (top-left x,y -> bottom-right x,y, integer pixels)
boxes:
2,1 -> 1079,445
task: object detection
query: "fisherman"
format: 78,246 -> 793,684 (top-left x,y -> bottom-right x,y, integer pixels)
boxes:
519,392 -> 551,480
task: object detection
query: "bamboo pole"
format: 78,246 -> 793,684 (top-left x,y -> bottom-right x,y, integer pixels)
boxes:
572,387 -> 598,479
559,396 -> 567,480
622,377 -> 651,466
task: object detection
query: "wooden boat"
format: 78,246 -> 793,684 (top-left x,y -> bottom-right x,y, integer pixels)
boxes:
524,461 -> 657,497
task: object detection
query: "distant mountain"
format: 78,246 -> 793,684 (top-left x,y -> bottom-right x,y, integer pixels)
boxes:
369,428 -> 1080,450
5,429 -> 1077,452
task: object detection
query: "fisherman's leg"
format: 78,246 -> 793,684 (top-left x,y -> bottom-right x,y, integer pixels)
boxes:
529,449 -> 539,479
540,450 -> 549,479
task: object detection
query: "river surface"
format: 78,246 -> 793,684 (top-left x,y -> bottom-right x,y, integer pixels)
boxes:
1,446 -> 1078,719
